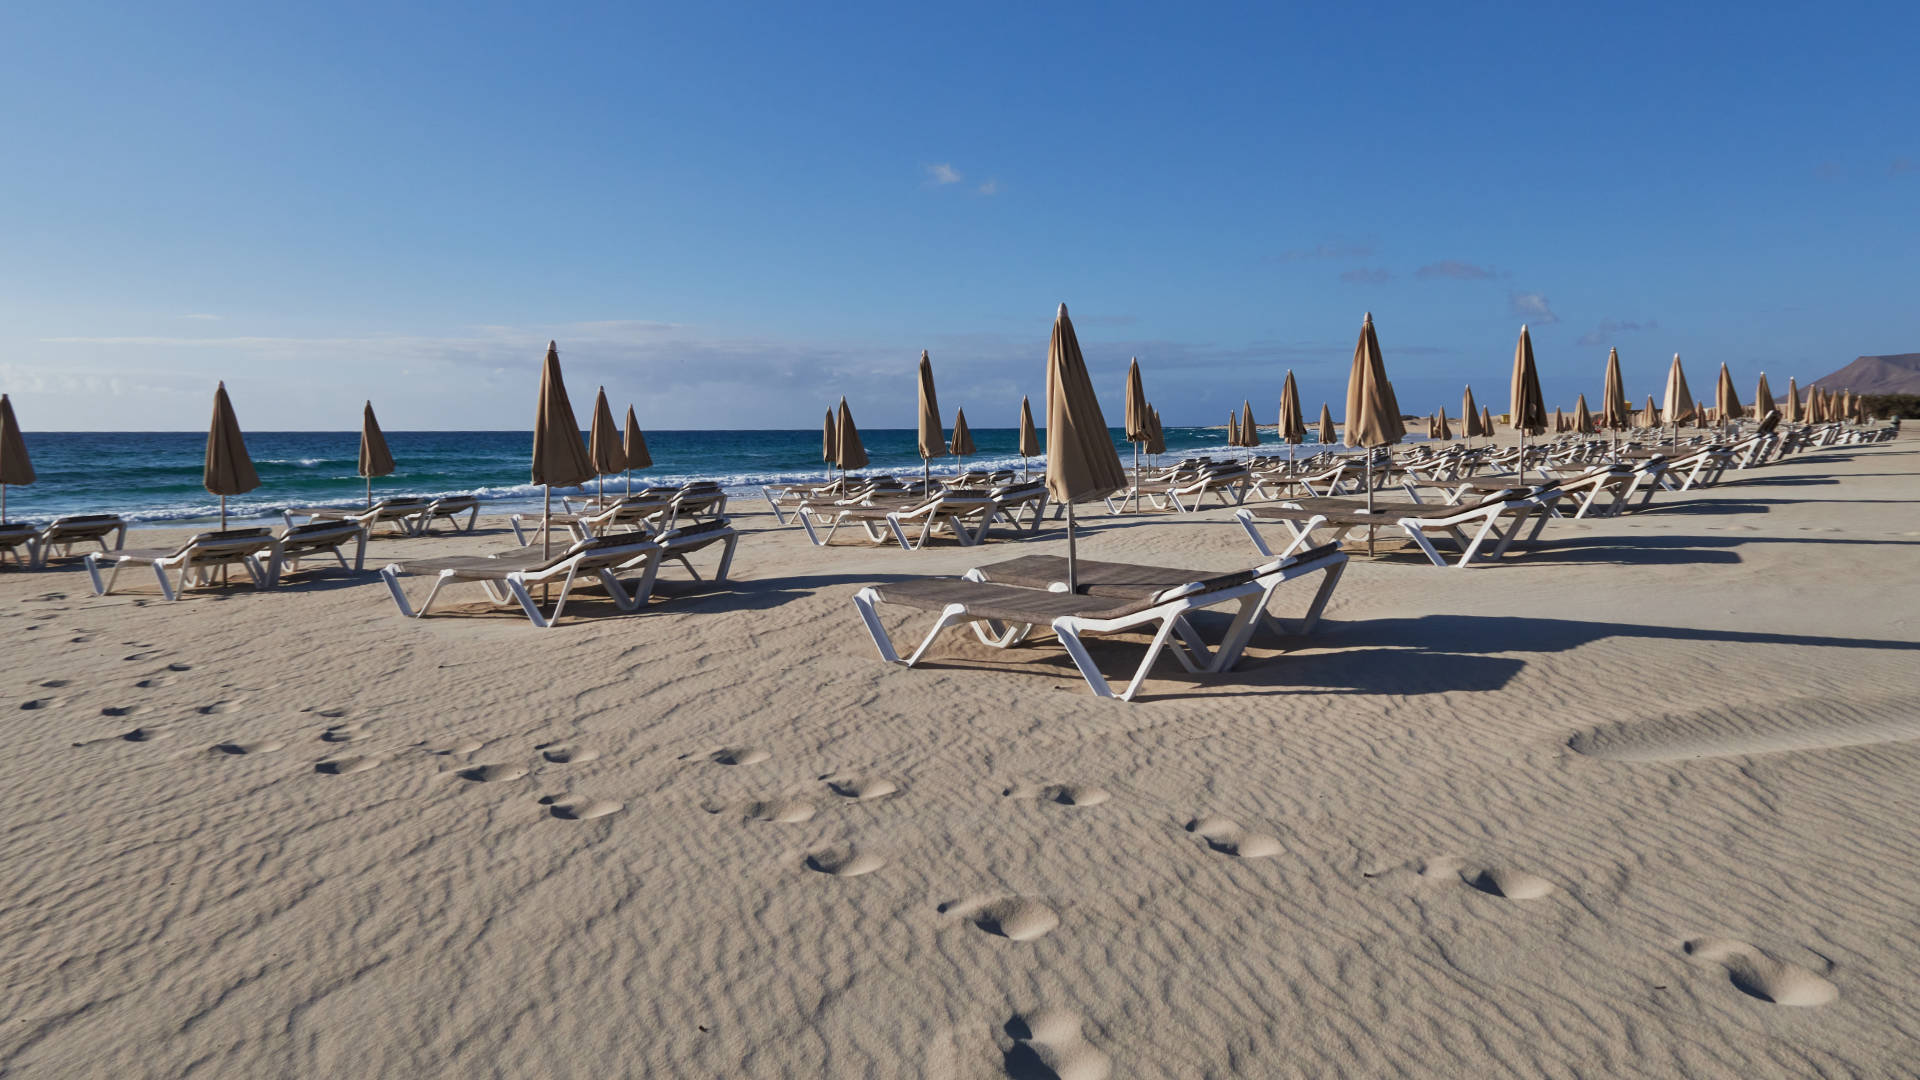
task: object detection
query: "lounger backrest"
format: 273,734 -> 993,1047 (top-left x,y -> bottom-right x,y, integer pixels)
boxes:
44,514 -> 125,535
281,521 -> 361,545
173,528 -> 275,561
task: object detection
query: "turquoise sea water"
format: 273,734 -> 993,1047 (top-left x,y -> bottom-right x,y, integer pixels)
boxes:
1,427 -> 1342,527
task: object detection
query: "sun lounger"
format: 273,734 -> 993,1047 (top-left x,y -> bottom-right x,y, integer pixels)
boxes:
1439,464 -> 1637,519
85,528 -> 282,600
509,495 -> 676,545
406,495 -> 481,535
282,499 -> 429,537
1247,460 -> 1352,501
853,543 -> 1348,700
29,514 -> 129,568
275,520 -> 370,576
1,522 -> 37,568
985,481 -> 1050,537
1237,489 -> 1543,568
379,533 -> 665,628
799,490 -> 1000,549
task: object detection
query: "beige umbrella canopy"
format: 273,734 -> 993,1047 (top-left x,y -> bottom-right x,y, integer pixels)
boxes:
623,405 -> 651,495
1044,303 -> 1125,590
1715,363 -> 1744,431
1552,406 -> 1566,434
1146,405 -> 1166,457
916,350 -> 945,488
1124,358 -> 1149,443
357,401 -> 396,508
823,408 -> 837,465
1461,385 -> 1482,440
1435,406 -> 1453,441
587,387 -> 627,502
1642,395 -> 1660,429
949,407 -> 976,459
205,381 -> 261,532
1318,402 -> 1337,446
1601,348 -> 1631,435
1227,411 -> 1240,448
1017,395 -> 1040,477
1573,394 -> 1595,435
1509,325 -> 1547,483
0,393 -> 34,523
834,397 -> 868,472
1784,377 -> 1801,423
1343,313 -> 1404,547
1662,354 -> 1695,445
1240,400 -> 1260,450
1278,370 -> 1306,445
1755,373 -> 1776,419
531,342 -> 595,559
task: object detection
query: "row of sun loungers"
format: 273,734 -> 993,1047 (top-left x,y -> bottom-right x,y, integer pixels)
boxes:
283,495 -> 482,537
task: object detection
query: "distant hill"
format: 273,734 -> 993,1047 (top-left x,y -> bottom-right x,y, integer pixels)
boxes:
1809,354 -> 1920,394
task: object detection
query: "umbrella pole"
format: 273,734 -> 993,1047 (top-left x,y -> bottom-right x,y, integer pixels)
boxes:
219,495 -> 228,585
625,469 -> 631,498
366,477 -> 373,510
541,484 -> 552,604
2,483 -> 6,524
923,458 -> 930,495
1065,501 -> 1078,593
1365,454 -> 1375,558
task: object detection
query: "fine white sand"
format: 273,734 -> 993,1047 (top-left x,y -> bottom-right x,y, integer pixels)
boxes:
2,437 -> 1916,1077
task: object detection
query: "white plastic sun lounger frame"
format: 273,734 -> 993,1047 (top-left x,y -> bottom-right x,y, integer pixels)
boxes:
29,514 -> 129,568
379,539 -> 665,629
1236,494 -> 1549,569
852,546 -> 1349,701
1245,461 -> 1353,502
799,495 -> 998,550
405,496 -> 482,535
1,525 -> 40,569
86,531 -> 284,601
507,498 -> 678,546
282,500 -> 430,537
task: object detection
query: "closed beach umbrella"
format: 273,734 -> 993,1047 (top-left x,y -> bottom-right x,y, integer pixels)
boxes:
1715,363 -> 1744,434
1462,385 -> 1482,441
1574,394 -> 1595,435
1146,405 -> 1166,457
1552,406 -> 1566,434
588,387 -> 627,502
357,400 -> 396,509
1427,414 -> 1438,440
1318,402 -> 1337,446
1279,370 -> 1306,444
1240,400 -> 1260,452
1344,313 -> 1404,550
1436,406 -> 1453,441
1755,373 -> 1776,419
1662,354 -> 1694,447
916,350 -> 945,489
1017,396 -> 1040,478
531,342 -> 595,561
1643,395 -> 1660,430
623,405 -> 651,495
1044,303 -> 1125,590
0,394 -> 34,523
823,408 -> 837,465
1123,357 -> 1148,505
1481,405 -> 1494,442
1228,411 -> 1241,448
834,397 -> 869,473
1784,378 -> 1801,423
1601,348 -> 1631,442
950,407 -> 976,460
1509,325 -> 1547,483
205,381 -> 260,533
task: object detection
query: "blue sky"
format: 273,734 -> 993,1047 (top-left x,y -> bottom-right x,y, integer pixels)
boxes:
3,2 -> 1915,430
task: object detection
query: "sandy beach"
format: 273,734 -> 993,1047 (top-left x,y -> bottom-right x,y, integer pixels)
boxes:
2,435 -> 1916,1078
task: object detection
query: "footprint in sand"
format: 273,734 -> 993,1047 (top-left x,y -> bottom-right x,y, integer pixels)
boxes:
136,675 -> 174,689
1000,1009 -> 1110,1080
40,679 -> 70,689
1416,856 -> 1557,900
120,727 -> 170,743
539,743 -> 600,764
199,700 -> 239,715
1684,938 -> 1837,1006
707,746 -> 770,766
458,763 -> 529,783
542,794 -> 623,820
940,896 -> 1060,941
742,798 -> 817,823
20,697 -> 60,711
166,663 -> 192,672
319,723 -> 365,743
826,776 -> 900,801
315,756 -> 381,776
1004,781 -> 1111,807
424,738 -> 483,756
1185,816 -> 1282,858
805,846 -> 885,877
314,707 -> 348,719
123,650 -> 162,662
212,740 -> 285,755
101,704 -> 150,718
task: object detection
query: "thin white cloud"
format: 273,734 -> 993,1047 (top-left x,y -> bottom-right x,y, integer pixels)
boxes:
1415,260 -> 1497,281
926,163 -> 963,185
1509,292 -> 1560,324
1576,317 -> 1658,347
976,179 -> 998,196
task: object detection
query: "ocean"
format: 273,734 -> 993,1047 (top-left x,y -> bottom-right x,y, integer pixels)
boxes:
2,427 -> 1344,527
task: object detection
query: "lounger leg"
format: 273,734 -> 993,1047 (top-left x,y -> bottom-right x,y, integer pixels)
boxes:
1236,509 -> 1276,558
1050,620 -> 1118,699
852,588 -> 903,662
713,534 -> 737,582
85,554 -> 111,595
1402,524 -> 1452,568
380,566 -> 424,617
461,506 -> 479,532
160,562 -> 183,601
